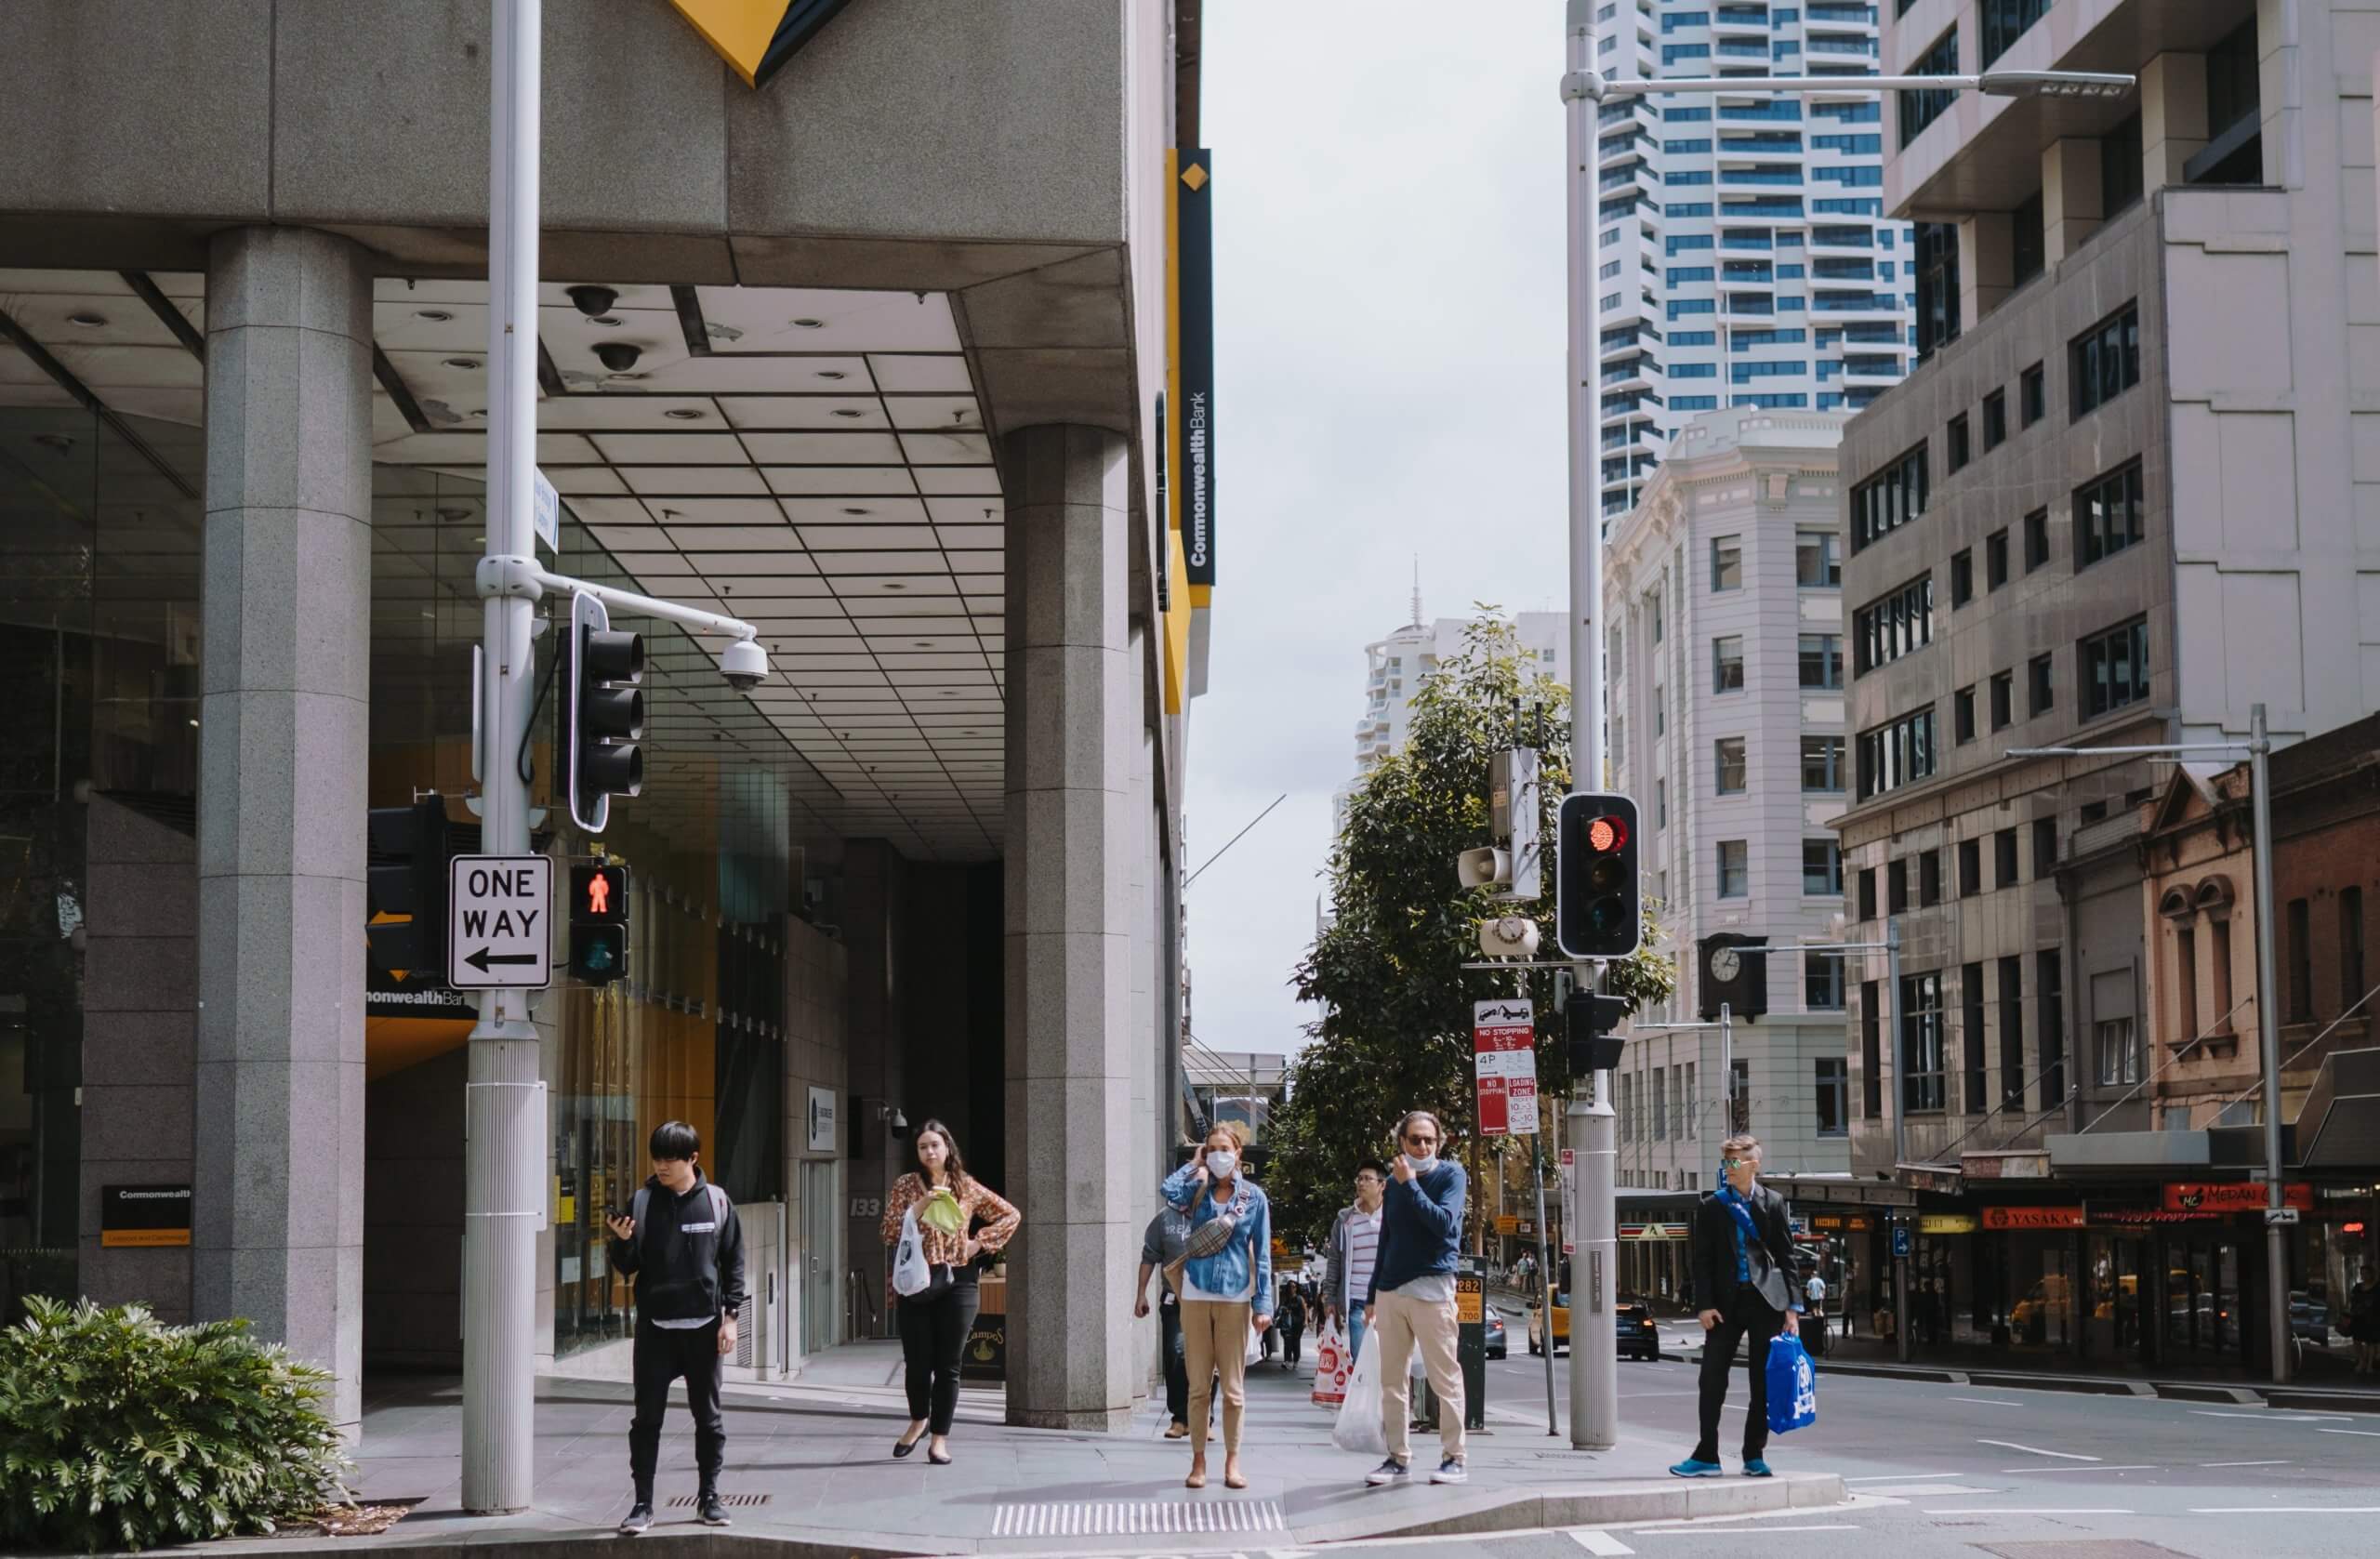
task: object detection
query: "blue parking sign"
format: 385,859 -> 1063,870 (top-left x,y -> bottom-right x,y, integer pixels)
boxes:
1891,1224 -> 1912,1259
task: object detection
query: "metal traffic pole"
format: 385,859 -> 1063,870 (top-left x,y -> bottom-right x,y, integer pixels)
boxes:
1885,918 -> 1910,1364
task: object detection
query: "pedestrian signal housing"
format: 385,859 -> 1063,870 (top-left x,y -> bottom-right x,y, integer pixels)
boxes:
365,797 -> 455,983
1555,791 -> 1641,959
568,864 -> 630,986
564,590 -> 644,833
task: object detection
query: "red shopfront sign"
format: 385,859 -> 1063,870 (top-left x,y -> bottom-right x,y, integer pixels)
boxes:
2163,1182 -> 2314,1215
1981,1206 -> 2085,1231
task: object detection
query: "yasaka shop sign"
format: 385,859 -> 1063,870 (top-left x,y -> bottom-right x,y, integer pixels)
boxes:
1474,998 -> 1539,1136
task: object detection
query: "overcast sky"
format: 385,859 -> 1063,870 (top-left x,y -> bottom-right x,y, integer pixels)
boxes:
1183,3 -> 1576,1063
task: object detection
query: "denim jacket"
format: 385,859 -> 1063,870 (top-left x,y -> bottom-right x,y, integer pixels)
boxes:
1161,1162 -> 1274,1320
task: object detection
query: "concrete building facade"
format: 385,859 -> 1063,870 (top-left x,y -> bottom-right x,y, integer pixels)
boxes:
0,0 -> 1212,1437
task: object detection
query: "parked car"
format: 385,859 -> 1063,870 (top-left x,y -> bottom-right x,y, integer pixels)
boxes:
1527,1290 -> 1660,1360
2290,1288 -> 2330,1345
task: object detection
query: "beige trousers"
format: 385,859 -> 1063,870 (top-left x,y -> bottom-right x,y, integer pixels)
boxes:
1179,1299 -> 1250,1456
1374,1288 -> 1465,1464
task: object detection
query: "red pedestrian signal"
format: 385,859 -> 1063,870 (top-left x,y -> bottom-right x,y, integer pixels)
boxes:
568,864 -> 630,986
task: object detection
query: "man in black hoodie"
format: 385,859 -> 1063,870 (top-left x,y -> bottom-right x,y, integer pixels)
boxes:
606,1120 -> 747,1534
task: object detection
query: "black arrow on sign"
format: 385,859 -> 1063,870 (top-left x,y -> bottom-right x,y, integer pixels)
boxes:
466,947 -> 540,974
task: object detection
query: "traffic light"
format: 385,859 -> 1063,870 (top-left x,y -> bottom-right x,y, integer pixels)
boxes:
366,797 -> 454,983
1565,989 -> 1631,1076
1555,791 -> 1641,959
568,863 -> 630,986
563,589 -> 644,834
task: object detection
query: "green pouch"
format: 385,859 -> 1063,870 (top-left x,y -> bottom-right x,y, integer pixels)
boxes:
918,1189 -> 966,1237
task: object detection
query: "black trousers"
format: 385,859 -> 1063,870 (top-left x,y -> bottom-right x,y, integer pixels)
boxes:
1693,1284 -> 1786,1464
628,1316 -> 724,1494
1159,1299 -> 1190,1425
1281,1310 -> 1304,1365
898,1275 -> 980,1434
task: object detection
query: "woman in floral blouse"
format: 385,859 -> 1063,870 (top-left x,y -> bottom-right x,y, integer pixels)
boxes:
877,1119 -> 1020,1464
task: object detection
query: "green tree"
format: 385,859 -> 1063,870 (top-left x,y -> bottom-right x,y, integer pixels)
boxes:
1271,614 -> 1673,1249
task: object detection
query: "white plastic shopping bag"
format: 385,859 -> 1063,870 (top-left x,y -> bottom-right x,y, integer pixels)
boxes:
892,1206 -> 932,1297
1311,1321 -> 1346,1407
1330,1328 -> 1388,1456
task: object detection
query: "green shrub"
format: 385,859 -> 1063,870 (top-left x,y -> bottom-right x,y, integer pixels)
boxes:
0,1299 -> 350,1552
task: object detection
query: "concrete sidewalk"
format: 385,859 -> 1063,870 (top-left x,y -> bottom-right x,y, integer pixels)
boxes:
194,1341 -> 1841,1556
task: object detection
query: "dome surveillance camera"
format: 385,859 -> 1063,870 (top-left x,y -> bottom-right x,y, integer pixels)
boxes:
566,284 -> 619,317
721,639 -> 769,692
594,341 -> 641,374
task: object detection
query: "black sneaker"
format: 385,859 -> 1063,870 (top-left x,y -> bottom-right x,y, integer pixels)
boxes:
1365,1458 -> 1410,1486
1431,1457 -> 1469,1485
696,1490 -> 732,1527
618,1501 -> 654,1536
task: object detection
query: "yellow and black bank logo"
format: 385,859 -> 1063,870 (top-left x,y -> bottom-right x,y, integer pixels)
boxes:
669,0 -> 856,88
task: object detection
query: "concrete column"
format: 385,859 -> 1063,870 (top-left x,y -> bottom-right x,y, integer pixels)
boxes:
2041,138 -> 2106,265
1958,212 -> 2016,333
2141,52 -> 2210,189
192,227 -> 375,1433
1002,424 -> 1136,1431
1127,623 -> 1157,1394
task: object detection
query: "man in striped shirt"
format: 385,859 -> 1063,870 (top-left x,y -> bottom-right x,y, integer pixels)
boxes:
1325,1161 -> 1387,1365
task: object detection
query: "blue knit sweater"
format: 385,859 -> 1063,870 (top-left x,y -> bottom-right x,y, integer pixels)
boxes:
1364,1160 -> 1466,1304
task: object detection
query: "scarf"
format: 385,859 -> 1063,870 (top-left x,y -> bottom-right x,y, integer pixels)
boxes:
1715,1183 -> 1759,1285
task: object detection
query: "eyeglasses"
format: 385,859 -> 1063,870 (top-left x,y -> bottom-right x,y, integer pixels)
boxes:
1720,1157 -> 1747,1169
1403,1136 -> 1439,1150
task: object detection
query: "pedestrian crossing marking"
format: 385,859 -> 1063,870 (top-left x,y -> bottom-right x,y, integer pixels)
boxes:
1572,1530 -> 1635,1554
989,1500 -> 1285,1538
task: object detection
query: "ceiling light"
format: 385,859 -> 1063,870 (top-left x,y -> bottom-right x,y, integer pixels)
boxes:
833,408 -> 865,418
792,318 -> 826,329
443,357 -> 482,370
842,507 -> 869,516
416,309 -> 454,323
882,582 -> 907,590
592,316 -> 624,327
472,535 -> 487,545
436,506 -> 473,522
816,369 -> 847,381
664,407 -> 706,420
913,641 -> 932,648
420,610 -> 437,619
66,311 -> 107,328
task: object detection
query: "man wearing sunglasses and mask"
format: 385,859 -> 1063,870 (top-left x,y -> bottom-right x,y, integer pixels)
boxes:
1673,1132 -> 1802,1479
1360,1110 -> 1469,1487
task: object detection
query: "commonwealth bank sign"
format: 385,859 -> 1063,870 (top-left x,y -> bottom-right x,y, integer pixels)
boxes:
668,0 -> 855,88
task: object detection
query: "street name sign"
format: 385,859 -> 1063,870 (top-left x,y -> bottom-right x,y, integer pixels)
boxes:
447,854 -> 553,990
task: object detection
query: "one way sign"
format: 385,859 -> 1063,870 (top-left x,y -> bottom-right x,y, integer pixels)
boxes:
447,855 -> 553,990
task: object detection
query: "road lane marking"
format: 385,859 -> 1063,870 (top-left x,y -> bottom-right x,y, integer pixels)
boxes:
1924,1508 -> 2135,1515
1570,1532 -> 1635,1555
1948,1396 -> 2024,1407
2201,1460 -> 2293,1467
2190,1409 -> 2352,1422
1633,1527 -> 1859,1537
2188,1506 -> 2380,1514
2316,1427 -> 2380,1438
1999,1464 -> 2157,1474
1858,1484 -> 1992,1497
1846,1473 -> 1953,1482
1977,1438 -> 2099,1460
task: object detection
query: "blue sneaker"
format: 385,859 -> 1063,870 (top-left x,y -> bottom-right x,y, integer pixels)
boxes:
1669,1458 -> 1725,1478
1742,1459 -> 1774,1478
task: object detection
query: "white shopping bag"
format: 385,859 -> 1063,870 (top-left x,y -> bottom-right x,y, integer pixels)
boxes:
891,1207 -> 932,1297
1329,1328 -> 1388,1456
1311,1321 -> 1346,1407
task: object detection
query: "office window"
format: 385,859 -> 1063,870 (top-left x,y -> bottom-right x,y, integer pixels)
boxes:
1980,0 -> 2051,67
1999,956 -> 2027,1108
2071,302 -> 2142,418
1653,592 -> 1665,642
1986,528 -> 2009,590
1919,848 -> 1943,907
2020,361 -> 2046,427
1655,688 -> 1665,734
2175,924 -> 2200,1039
1714,634 -> 1745,693
1712,535 -> 1744,590
1947,413 -> 1971,473
2039,950 -> 2066,1105
1963,963 -> 1988,1112
1862,980 -> 1884,1116
1850,443 -> 1929,551
1990,670 -> 2013,731
2100,111 -> 2144,215
1657,776 -> 1668,828
2096,1015 -> 2140,1087
1806,952 -> 1845,1011
1715,736 -> 1749,794
1858,707 -> 1937,799
1800,633 -> 1844,690
2024,508 -> 2050,572
1718,839 -> 1751,898
2012,188 -> 2046,286
1899,29 -> 1959,148
2028,652 -> 2055,716
1887,857 -> 1908,914
2080,618 -> 2149,718
2081,799 -> 2109,825
2076,461 -> 2146,567
1797,530 -> 1842,588
1982,390 -> 2007,452
1953,685 -> 1977,744
1950,548 -> 1974,606
2288,897 -> 2313,1022
2345,887 -> 2369,1011
1957,838 -> 1981,898
2194,19 -> 2264,184
1651,1067 -> 1667,1142
1852,575 -> 1934,675
1995,826 -> 2019,888
1802,734 -> 1846,792
1805,838 -> 1844,896
2032,817 -> 2058,877
1914,221 -> 1962,362
1816,1057 -> 1848,1138
1902,971 -> 1947,1113
1858,866 -> 1878,921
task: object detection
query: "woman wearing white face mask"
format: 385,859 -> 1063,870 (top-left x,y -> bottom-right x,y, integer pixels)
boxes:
1160,1120 -> 1274,1490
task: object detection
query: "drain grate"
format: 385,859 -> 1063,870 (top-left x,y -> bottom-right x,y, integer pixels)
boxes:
990,1500 -> 1285,1538
667,1492 -> 773,1509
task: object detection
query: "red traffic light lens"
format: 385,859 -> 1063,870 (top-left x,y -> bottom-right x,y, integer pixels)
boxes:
1587,815 -> 1628,853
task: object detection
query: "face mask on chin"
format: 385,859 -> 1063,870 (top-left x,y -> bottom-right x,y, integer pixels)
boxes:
1407,1155 -> 1438,1177
1206,1150 -> 1238,1180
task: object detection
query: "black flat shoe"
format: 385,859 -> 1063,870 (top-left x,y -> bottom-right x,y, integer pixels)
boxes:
893,1433 -> 922,1459
928,1448 -> 953,1465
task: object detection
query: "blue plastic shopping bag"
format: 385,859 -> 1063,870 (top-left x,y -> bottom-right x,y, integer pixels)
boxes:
1765,1333 -> 1818,1434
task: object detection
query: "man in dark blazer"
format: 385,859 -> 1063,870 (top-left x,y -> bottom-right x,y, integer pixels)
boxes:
1672,1132 -> 1803,1478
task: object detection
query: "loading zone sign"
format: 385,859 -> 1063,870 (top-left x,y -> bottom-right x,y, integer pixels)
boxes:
447,855 -> 553,990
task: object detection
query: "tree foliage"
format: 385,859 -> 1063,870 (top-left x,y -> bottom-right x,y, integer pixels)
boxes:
1269,615 -> 1674,1249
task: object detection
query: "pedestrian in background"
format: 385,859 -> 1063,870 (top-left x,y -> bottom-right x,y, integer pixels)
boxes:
606,1120 -> 746,1535
2348,1271 -> 2379,1373
1135,1194 -> 1198,1437
1277,1275 -> 1307,1369
1671,1132 -> 1802,1480
1324,1161 -> 1386,1366
879,1120 -> 1021,1467
1801,1260 -> 1829,1358
1162,1121 -> 1274,1491
1361,1111 -> 1469,1487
